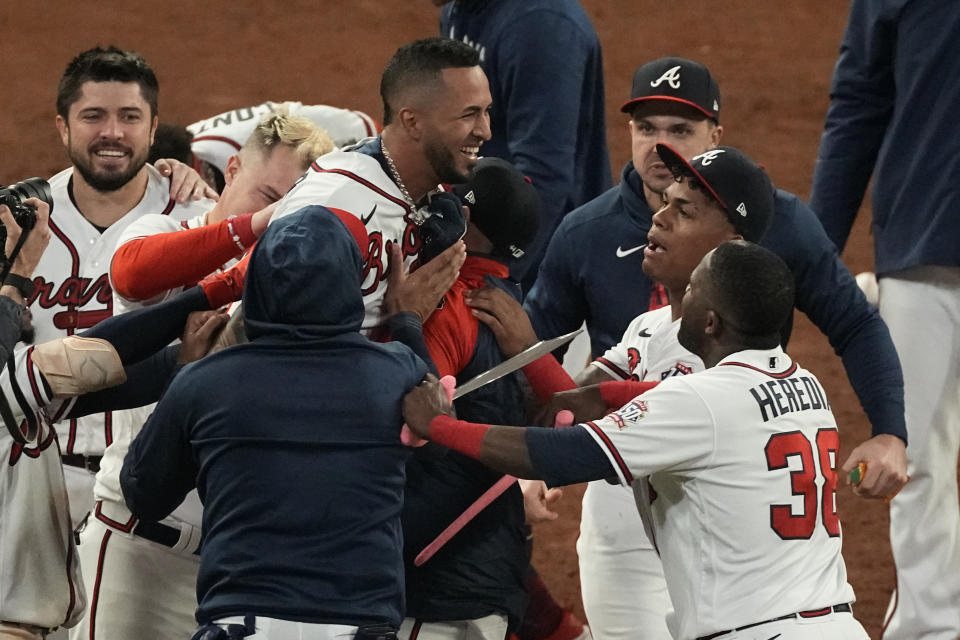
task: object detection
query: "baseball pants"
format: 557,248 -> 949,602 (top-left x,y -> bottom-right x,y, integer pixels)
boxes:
204,617 -> 358,639
577,482 -> 671,640
398,614 -> 508,640
69,515 -> 199,640
699,610 -> 868,639
878,266 -> 960,640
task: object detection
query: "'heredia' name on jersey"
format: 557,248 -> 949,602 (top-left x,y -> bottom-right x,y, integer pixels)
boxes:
749,375 -> 831,422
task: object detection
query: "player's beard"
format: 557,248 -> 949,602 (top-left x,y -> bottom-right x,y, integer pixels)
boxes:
425,137 -> 472,186
70,141 -> 149,192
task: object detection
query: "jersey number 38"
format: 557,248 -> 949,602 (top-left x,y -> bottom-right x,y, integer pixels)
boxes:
764,428 -> 840,540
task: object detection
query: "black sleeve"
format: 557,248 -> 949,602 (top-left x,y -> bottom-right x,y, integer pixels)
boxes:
525,424 -> 617,487
0,296 -> 22,363
120,373 -> 197,521
68,346 -> 181,417
386,312 -> 439,376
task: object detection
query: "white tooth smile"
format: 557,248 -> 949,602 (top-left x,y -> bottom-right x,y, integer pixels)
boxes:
97,150 -> 126,157
460,146 -> 479,156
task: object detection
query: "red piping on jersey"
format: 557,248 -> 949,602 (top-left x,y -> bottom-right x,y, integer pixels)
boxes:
88,529 -> 112,640
63,537 -> 78,626
353,111 -> 376,137
595,357 -> 631,380
94,500 -> 137,533
160,197 -> 175,216
409,620 -> 422,640
25,346 -> 44,408
719,361 -> 798,379
585,421 -> 634,484
191,135 -> 242,150
310,166 -> 413,213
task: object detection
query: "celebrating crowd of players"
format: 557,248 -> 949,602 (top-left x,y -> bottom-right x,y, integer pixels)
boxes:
1,0 -> 957,639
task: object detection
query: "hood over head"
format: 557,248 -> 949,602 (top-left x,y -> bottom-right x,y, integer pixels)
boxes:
243,205 -> 367,341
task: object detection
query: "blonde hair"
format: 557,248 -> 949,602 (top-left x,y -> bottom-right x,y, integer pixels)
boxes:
243,112 -> 334,169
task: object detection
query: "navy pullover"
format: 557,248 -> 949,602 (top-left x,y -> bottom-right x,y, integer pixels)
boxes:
121,207 -> 426,628
440,0 -> 612,284
809,0 -> 960,273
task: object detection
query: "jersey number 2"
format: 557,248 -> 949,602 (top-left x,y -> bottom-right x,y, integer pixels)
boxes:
764,428 -> 840,539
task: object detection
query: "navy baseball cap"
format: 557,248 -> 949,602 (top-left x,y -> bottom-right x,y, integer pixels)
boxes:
621,57 -> 720,121
452,157 -> 542,260
656,143 -> 774,241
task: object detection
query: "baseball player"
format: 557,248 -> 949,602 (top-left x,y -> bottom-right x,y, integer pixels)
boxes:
435,0 -> 611,293
404,240 -> 870,640
0,196 -> 88,640
186,100 -> 378,191
23,46 -> 214,528
269,37 -> 493,333
70,114 -> 334,640
809,2 -> 960,636
517,56 -> 908,639
397,158 -> 542,640
120,206 -> 426,640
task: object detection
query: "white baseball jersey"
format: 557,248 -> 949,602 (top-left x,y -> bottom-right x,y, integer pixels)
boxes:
24,165 -> 212,458
582,306 -> 703,555
272,146 -> 426,332
581,347 -> 855,639
0,373 -> 85,629
187,101 -> 378,174
94,212 -> 216,529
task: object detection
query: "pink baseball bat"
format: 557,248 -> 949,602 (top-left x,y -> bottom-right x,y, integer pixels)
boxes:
414,409 -> 574,566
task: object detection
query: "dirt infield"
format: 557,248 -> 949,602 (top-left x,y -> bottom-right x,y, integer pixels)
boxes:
1,1 -> 895,637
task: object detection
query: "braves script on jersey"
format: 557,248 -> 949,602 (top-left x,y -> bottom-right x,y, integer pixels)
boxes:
271,145 -> 423,332
24,165 -> 211,459
188,101 -> 378,174
581,347 -> 855,638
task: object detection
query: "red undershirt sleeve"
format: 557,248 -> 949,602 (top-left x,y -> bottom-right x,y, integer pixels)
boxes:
111,213 -> 256,302
521,354 -> 577,403
598,380 -> 660,409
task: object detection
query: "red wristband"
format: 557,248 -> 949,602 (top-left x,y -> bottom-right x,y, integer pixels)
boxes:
428,414 -> 489,459
521,354 -> 577,403
598,380 -> 659,409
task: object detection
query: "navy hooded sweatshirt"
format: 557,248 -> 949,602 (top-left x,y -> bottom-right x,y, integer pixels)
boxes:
121,206 -> 427,628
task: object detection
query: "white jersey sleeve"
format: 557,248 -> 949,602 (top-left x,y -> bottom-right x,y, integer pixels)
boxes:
580,376 -> 716,486
188,101 -> 378,174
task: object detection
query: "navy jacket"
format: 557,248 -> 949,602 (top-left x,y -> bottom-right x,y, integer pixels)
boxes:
440,0 -> 612,284
809,0 -> 960,273
121,207 -> 427,627
403,257 -> 529,628
526,162 -> 906,442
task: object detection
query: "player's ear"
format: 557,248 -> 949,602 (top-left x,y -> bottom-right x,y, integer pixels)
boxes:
709,123 -> 723,147
55,115 -> 70,147
704,309 -> 721,336
397,107 -> 422,142
223,155 -> 241,187
149,115 -> 159,146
